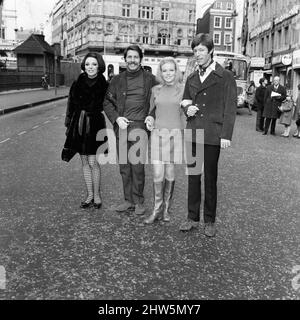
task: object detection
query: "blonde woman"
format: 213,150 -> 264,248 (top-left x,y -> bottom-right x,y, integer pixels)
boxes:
144,57 -> 185,224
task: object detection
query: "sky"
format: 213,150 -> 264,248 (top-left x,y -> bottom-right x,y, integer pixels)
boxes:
4,0 -> 57,30
3,0 -> 238,32
5,0 -> 215,31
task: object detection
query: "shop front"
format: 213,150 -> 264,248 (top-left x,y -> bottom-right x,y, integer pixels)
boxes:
272,53 -> 292,87
292,49 -> 300,99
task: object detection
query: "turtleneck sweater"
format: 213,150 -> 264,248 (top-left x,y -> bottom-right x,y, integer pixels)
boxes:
124,67 -> 145,121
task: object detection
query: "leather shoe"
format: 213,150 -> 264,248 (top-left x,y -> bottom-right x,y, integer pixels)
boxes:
204,222 -> 216,237
179,219 -> 199,231
93,202 -> 102,209
262,132 -> 267,135
115,201 -> 135,212
135,203 -> 146,215
80,199 -> 94,209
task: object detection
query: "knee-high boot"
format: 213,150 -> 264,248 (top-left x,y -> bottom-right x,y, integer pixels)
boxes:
144,181 -> 165,224
162,179 -> 175,222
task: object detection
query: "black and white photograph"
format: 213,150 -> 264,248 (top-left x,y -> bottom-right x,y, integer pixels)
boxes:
0,0 -> 299,309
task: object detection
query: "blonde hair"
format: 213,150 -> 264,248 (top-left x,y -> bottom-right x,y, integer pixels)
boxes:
156,57 -> 183,86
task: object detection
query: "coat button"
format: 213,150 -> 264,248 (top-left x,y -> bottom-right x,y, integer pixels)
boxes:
203,104 -> 206,107
200,114 -> 203,117
204,93 -> 207,96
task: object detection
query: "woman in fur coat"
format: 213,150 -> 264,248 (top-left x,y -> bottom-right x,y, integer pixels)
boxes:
64,52 -> 108,209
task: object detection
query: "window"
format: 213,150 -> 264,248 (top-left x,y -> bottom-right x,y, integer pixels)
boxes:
161,8 -> 169,21
188,9 -> 194,22
138,6 -> 154,19
214,17 -> 222,28
225,17 -> 232,29
142,36 -> 149,44
224,33 -> 232,45
266,35 -> 269,51
157,30 -> 170,45
215,2 -> 221,9
284,26 -> 289,46
122,4 -> 131,17
213,32 -> 221,45
226,2 -> 233,10
177,39 -> 182,45
277,29 -> 282,49
121,35 -> 134,42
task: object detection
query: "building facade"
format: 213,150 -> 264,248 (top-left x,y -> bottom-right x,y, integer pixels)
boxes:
247,0 -> 300,96
0,1 -> 18,58
49,0 -> 196,60
196,0 -> 237,52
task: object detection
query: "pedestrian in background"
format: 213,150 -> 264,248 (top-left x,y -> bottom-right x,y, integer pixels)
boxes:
246,80 -> 256,115
278,92 -> 295,138
64,52 -> 108,209
103,45 -> 157,216
255,77 -> 268,132
179,33 -> 237,237
292,84 -> 300,138
144,57 -> 185,224
263,76 -> 287,135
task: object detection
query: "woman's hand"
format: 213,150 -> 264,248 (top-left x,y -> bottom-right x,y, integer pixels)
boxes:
187,105 -> 199,117
145,116 -> 155,131
116,117 -> 131,130
221,139 -> 231,149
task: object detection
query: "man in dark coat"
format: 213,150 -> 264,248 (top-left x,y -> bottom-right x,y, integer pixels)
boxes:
263,76 -> 286,135
103,45 -> 157,215
255,77 -> 268,132
179,33 -> 237,237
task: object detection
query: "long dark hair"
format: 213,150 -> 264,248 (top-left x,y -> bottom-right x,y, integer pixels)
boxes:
81,52 -> 106,74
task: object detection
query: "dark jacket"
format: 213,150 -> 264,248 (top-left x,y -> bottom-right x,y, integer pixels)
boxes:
182,62 -> 237,146
103,68 -> 157,135
263,84 -> 286,119
255,85 -> 266,111
64,72 -> 108,155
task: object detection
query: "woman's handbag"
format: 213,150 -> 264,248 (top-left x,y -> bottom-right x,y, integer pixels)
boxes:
279,100 -> 293,113
61,147 -> 77,162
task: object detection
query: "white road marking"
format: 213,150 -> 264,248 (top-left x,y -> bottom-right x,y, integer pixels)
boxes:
32,125 -> 40,129
43,120 -> 50,124
0,138 -> 11,144
18,131 -> 27,136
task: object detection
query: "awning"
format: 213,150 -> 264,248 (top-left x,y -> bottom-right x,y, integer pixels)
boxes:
263,69 -> 272,74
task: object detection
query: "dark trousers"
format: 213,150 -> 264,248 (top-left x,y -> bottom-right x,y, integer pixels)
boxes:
117,139 -> 145,205
264,118 -> 277,134
256,108 -> 265,131
188,144 -> 220,223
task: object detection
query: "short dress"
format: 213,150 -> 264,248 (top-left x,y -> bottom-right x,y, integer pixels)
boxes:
149,84 -> 185,163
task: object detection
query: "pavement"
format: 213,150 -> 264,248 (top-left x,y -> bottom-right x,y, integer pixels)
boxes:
0,86 -> 70,116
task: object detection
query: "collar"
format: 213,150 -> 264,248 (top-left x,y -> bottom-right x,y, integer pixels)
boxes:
197,60 -> 216,76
